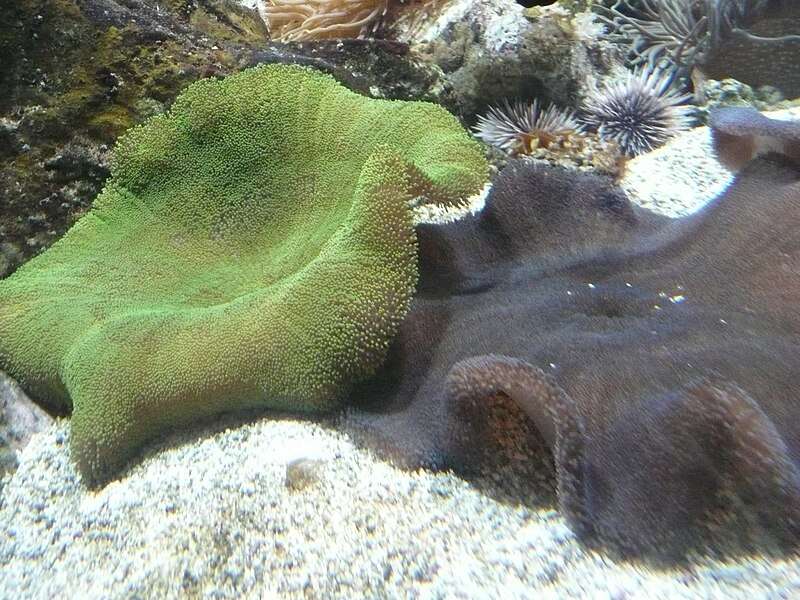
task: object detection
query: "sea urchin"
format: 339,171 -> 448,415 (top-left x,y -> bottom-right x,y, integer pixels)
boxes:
473,100 -> 584,156
581,65 -> 694,156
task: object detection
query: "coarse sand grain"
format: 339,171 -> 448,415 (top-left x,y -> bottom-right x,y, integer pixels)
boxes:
1,417 -> 799,599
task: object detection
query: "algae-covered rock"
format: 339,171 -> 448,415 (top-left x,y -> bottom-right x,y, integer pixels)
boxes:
0,64 -> 488,484
0,0 -> 268,271
0,0 -> 448,274
401,0 -> 624,123
693,78 -> 794,123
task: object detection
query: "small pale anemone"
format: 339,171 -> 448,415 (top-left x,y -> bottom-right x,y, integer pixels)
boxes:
473,100 -> 585,156
257,0 -> 389,41
580,65 -> 695,157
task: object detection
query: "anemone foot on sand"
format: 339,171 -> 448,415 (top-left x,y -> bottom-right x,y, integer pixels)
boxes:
345,108 -> 800,560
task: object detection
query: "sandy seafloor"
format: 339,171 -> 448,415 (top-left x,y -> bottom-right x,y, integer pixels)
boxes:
2,417 -> 800,599
2,121 -> 800,598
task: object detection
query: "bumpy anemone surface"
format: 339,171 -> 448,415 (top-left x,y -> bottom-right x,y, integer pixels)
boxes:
345,109 -> 800,559
0,64 -> 488,484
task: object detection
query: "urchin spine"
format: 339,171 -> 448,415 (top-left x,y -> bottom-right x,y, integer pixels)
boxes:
581,65 -> 694,156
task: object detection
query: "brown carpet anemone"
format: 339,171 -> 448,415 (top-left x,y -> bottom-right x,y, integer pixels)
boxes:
344,108 -> 800,559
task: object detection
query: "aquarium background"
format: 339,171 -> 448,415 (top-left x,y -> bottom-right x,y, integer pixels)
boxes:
1,1 -> 799,597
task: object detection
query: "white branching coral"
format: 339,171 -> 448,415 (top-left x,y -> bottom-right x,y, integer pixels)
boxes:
257,0 -> 389,41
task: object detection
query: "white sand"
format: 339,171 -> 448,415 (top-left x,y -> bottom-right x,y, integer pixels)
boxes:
621,105 -> 800,218
620,126 -> 735,217
1,417 -> 799,599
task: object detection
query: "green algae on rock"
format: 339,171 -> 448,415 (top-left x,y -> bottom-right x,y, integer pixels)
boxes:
0,0 -> 270,273
0,63 -> 489,485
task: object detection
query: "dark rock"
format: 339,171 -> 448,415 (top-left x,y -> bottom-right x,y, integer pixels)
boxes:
0,244 -> 22,279
0,0 -> 448,276
403,0 -> 624,123
0,119 -> 23,159
44,139 -> 111,184
701,4 -> 800,98
248,39 -> 445,102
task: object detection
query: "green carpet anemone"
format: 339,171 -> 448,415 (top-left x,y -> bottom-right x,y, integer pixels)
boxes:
0,63 -> 489,484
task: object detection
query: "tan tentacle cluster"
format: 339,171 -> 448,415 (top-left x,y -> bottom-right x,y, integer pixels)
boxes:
257,0 -> 389,41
